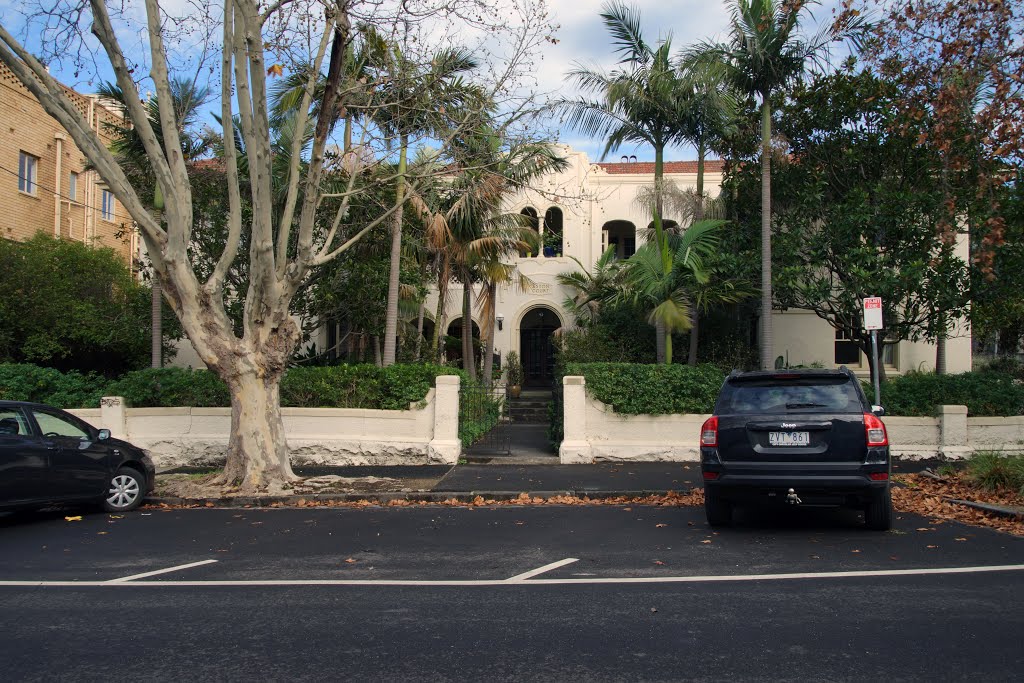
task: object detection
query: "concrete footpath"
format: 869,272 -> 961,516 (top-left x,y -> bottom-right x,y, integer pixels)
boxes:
151,459 -> 941,507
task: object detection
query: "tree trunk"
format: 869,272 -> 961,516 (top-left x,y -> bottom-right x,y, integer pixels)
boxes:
759,98 -> 774,370
216,369 -> 296,493
430,269 -> 448,363
373,334 -> 382,367
936,333 -> 947,375
688,145 -> 705,367
482,282 -> 496,386
687,309 -> 700,366
415,300 -> 425,361
462,280 -> 476,381
382,138 -> 408,367
151,276 -> 163,368
655,321 -> 666,364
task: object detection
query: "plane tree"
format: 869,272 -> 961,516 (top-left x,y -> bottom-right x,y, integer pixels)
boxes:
0,0 -> 556,493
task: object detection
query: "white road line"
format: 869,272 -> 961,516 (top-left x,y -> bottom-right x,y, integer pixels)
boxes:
106,559 -> 219,583
1,563 -> 1022,588
506,558 -> 579,582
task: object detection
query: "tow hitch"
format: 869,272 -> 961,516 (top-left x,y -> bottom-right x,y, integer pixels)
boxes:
785,488 -> 802,505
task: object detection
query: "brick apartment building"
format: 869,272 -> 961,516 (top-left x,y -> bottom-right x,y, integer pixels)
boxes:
0,61 -> 136,262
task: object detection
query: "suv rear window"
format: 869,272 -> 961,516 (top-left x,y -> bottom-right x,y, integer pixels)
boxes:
717,377 -> 863,415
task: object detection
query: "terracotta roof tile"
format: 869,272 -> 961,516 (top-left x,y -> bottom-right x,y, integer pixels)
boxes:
596,159 -> 724,174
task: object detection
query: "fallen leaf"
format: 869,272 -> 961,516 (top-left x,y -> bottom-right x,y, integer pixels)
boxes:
701,540 -> 712,544
204,502 -> 215,508
345,558 -> 357,564
687,521 -> 695,527
650,607 -> 658,613
623,507 -> 632,512
64,516 -> 82,522
915,527 -> 934,532
851,549 -> 861,553
954,537 -> 967,541
653,560 -> 665,565
926,545 -> 939,549
655,523 -> 668,528
96,531 -> 108,535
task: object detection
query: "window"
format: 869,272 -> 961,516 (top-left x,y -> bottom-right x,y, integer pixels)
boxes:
101,189 -> 115,221
0,409 -> 31,436
69,172 -> 78,201
32,409 -> 89,440
18,151 -> 38,194
834,327 -> 860,365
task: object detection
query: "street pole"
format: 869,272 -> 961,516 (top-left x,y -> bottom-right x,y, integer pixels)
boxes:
871,329 -> 881,407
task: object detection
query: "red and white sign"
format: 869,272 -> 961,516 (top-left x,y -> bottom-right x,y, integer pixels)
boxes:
863,297 -> 883,330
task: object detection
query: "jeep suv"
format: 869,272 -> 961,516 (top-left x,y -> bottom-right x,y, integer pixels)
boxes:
700,368 -> 891,530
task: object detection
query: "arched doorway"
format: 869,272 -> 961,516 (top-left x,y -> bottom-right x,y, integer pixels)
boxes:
519,307 -> 560,387
602,219 -> 636,259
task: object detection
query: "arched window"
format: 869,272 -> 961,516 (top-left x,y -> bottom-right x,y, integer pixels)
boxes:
520,207 -> 539,257
543,207 -> 563,257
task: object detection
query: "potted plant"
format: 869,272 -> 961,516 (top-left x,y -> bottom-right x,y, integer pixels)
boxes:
505,350 -> 524,398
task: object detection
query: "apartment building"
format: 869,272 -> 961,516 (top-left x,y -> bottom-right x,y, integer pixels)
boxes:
0,61 -> 136,262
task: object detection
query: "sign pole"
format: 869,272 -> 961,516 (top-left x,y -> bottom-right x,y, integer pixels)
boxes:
871,329 -> 881,407
863,296 -> 884,408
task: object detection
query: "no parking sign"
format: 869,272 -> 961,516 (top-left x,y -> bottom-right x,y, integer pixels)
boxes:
863,297 -> 883,330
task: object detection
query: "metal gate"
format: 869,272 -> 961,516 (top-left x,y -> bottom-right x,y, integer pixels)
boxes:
460,383 -> 511,456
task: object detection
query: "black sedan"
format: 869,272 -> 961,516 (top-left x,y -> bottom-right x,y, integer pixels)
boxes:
0,400 -> 155,512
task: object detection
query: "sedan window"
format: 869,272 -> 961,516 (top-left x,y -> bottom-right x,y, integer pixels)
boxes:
32,410 -> 90,440
0,409 -> 31,436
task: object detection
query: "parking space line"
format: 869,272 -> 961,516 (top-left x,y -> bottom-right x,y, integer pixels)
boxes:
2,563 -> 1023,588
106,559 -> 219,583
506,558 -> 579,582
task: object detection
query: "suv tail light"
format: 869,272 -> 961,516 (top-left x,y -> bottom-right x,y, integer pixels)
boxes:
701,416 -> 718,447
863,413 -> 888,447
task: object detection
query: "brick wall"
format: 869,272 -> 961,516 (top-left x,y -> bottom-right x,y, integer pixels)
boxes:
0,62 -> 134,262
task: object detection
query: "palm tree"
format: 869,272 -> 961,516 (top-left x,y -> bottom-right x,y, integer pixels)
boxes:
368,40 -> 481,367
98,78 -> 211,368
617,220 -> 725,357
556,245 -> 624,327
688,0 -> 855,369
674,61 -> 738,363
561,1 -> 690,362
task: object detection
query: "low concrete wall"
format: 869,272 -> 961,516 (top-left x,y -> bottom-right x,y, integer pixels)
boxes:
558,376 -> 1024,463
68,376 -> 462,471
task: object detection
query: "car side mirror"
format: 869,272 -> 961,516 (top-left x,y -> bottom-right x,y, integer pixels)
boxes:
871,405 -> 885,417
97,428 -> 111,441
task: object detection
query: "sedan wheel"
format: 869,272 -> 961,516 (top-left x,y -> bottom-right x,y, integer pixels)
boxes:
103,468 -> 145,512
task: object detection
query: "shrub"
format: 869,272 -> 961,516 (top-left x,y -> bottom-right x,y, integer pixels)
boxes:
0,363 -> 106,407
876,371 -> 1024,417
564,362 -> 725,415
105,367 -> 231,407
965,452 -> 1024,495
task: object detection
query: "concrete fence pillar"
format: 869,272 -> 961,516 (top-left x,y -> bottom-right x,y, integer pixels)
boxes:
428,375 -> 461,464
99,396 -> 127,439
939,404 -> 971,459
559,376 -> 592,464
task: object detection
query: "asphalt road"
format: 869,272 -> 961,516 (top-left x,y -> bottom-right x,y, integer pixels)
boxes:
1,504 -> 1022,682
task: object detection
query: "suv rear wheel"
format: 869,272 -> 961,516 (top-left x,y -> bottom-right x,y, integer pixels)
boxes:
705,487 -> 732,527
864,487 -> 892,531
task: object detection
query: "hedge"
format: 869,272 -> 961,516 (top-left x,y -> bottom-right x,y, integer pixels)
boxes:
0,364 -> 106,408
0,363 -> 464,410
0,362 -> 488,445
563,362 -> 725,415
875,370 -> 1024,417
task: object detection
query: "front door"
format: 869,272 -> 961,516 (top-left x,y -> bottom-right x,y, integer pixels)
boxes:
30,408 -> 110,500
521,327 -> 555,387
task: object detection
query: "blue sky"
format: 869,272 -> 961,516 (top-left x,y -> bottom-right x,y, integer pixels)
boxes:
1,0 -> 848,163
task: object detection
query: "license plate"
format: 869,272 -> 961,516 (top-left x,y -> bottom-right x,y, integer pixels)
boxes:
769,431 -> 810,447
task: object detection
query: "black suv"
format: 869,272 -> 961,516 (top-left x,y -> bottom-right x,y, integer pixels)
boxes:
700,368 -> 891,530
